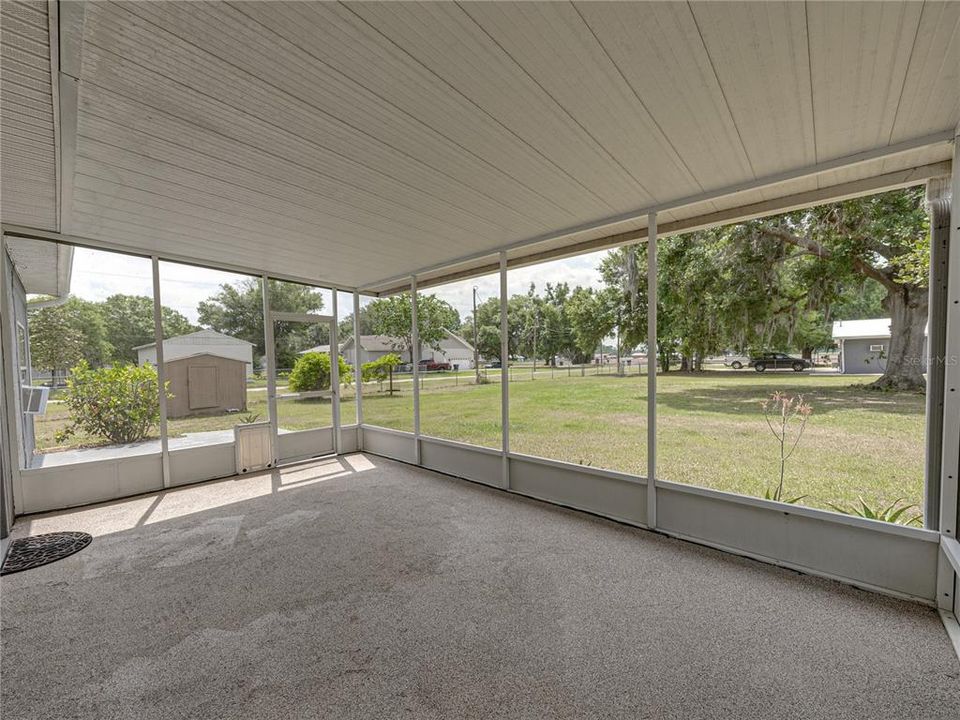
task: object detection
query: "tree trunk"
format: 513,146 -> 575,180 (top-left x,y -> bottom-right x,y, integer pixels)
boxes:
868,284 -> 928,392
659,347 -> 671,373
801,347 -> 813,361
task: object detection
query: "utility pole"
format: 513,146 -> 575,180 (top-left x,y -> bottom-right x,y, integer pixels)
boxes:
472,286 -> 480,384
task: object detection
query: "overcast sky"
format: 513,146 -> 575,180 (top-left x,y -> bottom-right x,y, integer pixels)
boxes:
70,246 -> 611,324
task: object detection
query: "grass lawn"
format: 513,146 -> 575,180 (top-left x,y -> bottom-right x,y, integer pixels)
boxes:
359,371 -> 925,518
31,371 -> 925,520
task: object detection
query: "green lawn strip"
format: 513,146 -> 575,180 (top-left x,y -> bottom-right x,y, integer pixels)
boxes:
29,372 -> 925,518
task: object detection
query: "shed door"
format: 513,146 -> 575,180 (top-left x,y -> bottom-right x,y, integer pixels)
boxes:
188,365 -> 220,409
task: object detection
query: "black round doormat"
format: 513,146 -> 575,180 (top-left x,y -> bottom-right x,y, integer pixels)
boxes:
1,531 -> 92,575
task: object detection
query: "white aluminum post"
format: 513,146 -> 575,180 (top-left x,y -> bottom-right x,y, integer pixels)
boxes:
262,275 -> 279,466
353,291 -> 363,447
646,213 -> 658,529
926,175 -> 952,528
411,276 -> 421,464
937,127 -> 960,612
500,251 -> 510,489
151,256 -> 170,488
0,234 -> 25,507
331,290 -> 341,455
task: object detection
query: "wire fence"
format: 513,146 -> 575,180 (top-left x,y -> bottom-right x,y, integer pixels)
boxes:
362,360 -> 651,393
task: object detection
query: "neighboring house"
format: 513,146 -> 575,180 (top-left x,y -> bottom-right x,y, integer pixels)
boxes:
135,329 -> 255,376
831,318 -> 928,374
302,330 -> 478,370
1,238 -> 73,501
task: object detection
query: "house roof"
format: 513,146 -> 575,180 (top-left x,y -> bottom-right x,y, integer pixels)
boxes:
439,330 -> 476,352
301,335 -> 400,355
133,329 -> 254,351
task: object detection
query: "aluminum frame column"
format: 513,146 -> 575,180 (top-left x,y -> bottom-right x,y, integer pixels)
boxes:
647,213 -> 658,529
353,291 -> 363,449
411,276 -> 421,464
330,289 -> 341,455
150,256 -> 170,488
262,275 -> 279,466
500,252 -> 510,489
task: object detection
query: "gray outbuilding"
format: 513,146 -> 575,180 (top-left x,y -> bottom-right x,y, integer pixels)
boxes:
832,318 -> 927,374
164,352 -> 248,419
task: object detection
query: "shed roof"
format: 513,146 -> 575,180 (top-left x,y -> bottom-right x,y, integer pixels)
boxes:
134,329 -> 254,352
164,351 -> 247,366
832,319 -> 893,340
831,318 -> 929,340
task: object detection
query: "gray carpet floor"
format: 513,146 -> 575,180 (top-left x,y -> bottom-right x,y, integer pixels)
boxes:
2,453 -> 958,719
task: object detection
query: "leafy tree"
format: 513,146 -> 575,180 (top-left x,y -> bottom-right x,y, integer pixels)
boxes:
365,292 -> 460,362
567,287 -> 610,361
741,187 -> 929,391
597,247 -> 648,372
288,352 -> 352,392
658,233 -> 727,371
198,279 -> 326,370
565,248 -> 648,373
460,295 -> 535,363
100,294 -> 196,364
649,187 -> 927,385
28,298 -> 111,377
338,304 -> 376,341
57,361 -> 167,445
361,353 -> 402,393
539,282 -> 590,364
27,303 -> 86,380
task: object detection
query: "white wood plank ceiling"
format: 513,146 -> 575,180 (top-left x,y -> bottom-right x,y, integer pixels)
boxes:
0,1 -> 58,232
1,1 -> 957,291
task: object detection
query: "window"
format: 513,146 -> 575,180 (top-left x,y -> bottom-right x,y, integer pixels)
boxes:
22,242 -> 156,468
268,280 -> 334,436
158,262 -> 266,449
655,187 -> 928,525
416,272 -> 501,449
335,291 -> 357,427
358,291 -> 412,432
508,248 -> 648,474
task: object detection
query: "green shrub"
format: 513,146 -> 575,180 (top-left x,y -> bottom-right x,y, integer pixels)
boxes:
288,352 -> 353,392
361,353 -> 402,383
57,361 -> 165,445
